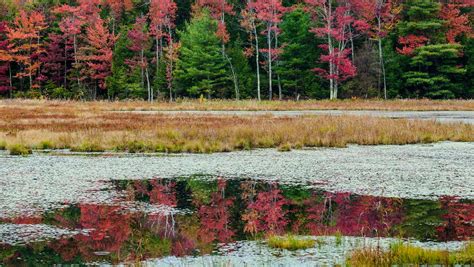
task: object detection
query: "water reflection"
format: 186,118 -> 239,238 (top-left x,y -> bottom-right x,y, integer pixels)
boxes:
1,177 -> 473,265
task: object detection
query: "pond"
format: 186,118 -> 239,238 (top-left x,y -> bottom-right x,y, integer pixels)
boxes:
1,176 -> 472,265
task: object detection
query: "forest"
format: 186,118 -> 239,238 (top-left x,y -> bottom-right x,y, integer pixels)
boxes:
0,0 -> 472,101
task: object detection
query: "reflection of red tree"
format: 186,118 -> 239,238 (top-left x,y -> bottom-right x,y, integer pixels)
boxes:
171,236 -> 195,256
76,204 -> 131,259
49,238 -> 81,262
148,180 -> 177,207
437,196 -> 474,241
243,185 -> 288,236
198,179 -> 235,243
335,194 -> 402,237
302,192 -> 402,237
5,216 -> 42,224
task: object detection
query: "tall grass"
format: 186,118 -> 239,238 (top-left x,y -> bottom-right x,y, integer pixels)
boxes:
0,101 -> 473,154
347,242 -> 474,266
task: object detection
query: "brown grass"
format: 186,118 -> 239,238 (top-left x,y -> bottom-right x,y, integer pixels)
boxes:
1,98 -> 474,112
0,100 -> 473,153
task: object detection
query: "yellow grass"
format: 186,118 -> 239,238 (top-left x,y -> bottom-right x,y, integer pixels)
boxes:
0,100 -> 473,153
347,242 -> 474,266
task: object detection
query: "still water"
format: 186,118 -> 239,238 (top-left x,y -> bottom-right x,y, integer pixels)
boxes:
1,176 -> 472,265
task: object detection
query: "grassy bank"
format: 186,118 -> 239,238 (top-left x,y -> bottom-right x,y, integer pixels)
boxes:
0,101 -> 473,154
347,242 -> 474,266
1,99 -> 474,112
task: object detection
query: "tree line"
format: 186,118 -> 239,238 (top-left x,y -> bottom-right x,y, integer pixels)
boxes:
0,0 -> 472,100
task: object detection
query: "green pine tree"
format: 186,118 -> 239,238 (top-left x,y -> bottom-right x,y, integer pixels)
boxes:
175,12 -> 230,98
276,7 -> 324,99
397,0 -> 467,98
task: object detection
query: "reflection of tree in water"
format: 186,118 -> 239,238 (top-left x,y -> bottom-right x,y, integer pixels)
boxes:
1,177 -> 473,265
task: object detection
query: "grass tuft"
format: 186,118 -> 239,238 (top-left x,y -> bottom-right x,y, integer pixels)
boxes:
8,144 -> 32,156
71,141 -> 105,152
0,140 -> 6,150
36,140 -> 54,150
267,235 -> 316,251
277,143 -> 292,152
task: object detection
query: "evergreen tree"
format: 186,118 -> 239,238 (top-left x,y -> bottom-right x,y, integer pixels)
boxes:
175,12 -> 230,98
396,0 -> 467,98
276,7 -> 324,99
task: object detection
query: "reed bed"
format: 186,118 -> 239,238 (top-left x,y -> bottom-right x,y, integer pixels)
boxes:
0,102 -> 473,153
1,98 -> 474,112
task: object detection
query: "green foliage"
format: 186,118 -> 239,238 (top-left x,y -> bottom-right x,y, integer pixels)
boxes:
175,12 -> 230,98
403,44 -> 466,98
277,8 -> 324,99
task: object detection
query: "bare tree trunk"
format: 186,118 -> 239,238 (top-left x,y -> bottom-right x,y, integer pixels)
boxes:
64,45 -> 68,89
275,33 -> 282,100
224,49 -> 239,100
253,22 -> 261,101
141,49 -> 145,89
73,34 -> 81,88
145,66 -> 151,102
377,17 -> 387,100
267,26 -> 272,100
327,1 -> 335,99
9,65 -> 13,98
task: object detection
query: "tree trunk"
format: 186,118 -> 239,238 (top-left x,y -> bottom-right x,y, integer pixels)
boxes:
327,1 -> 335,99
9,65 -> 13,98
377,18 -> 387,100
275,33 -> 282,100
253,22 -> 261,101
267,26 -> 272,100
146,66 -> 151,102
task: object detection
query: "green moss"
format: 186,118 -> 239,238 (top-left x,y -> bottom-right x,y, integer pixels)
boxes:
267,235 -> 316,251
8,144 -> 32,156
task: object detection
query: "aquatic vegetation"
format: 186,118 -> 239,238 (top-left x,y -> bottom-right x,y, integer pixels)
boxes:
36,140 -> 54,149
277,143 -> 292,152
70,141 -> 105,152
346,242 -> 474,266
267,235 -> 316,250
7,144 -> 32,155
0,140 -> 6,150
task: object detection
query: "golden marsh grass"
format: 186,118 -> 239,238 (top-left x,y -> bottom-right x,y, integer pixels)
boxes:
0,100 -> 473,153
